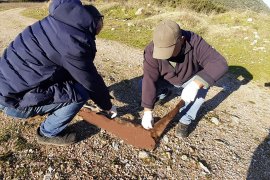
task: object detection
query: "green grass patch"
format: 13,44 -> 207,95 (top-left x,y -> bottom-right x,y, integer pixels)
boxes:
99,4 -> 155,48
153,0 -> 227,13
21,7 -> 48,20
99,22 -> 153,49
0,2 -> 42,12
206,11 -> 270,82
18,2 -> 270,83
0,133 -> 11,143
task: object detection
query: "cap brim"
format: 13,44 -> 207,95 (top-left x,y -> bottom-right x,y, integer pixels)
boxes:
153,45 -> 175,60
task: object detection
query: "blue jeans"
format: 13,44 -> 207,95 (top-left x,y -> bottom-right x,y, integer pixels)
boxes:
139,77 -> 209,125
0,84 -> 89,137
178,77 -> 209,125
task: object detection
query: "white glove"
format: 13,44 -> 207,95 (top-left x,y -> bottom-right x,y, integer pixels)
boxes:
141,111 -> 154,129
181,81 -> 200,103
108,105 -> 117,118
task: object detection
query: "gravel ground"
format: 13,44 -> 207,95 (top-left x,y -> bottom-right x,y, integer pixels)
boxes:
0,7 -> 270,179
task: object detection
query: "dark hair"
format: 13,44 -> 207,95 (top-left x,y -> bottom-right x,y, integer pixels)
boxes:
83,5 -> 103,21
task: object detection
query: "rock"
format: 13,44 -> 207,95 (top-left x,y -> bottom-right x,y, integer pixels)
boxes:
231,116 -> 240,124
165,151 -> 171,159
247,18 -> 253,22
210,117 -> 220,125
198,161 -> 211,174
127,22 -> 134,27
135,8 -> 144,15
181,155 -> 188,161
43,174 -> 52,180
253,32 -> 260,39
112,142 -> 119,151
138,151 -> 150,159
189,146 -> 195,153
162,135 -> 169,144
250,40 -> 257,46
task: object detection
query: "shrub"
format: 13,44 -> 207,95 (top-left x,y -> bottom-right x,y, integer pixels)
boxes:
153,0 -> 227,13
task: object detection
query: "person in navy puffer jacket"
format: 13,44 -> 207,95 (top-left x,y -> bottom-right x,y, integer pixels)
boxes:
0,0 -> 117,146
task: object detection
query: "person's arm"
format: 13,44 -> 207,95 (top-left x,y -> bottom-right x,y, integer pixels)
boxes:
141,45 -> 160,109
141,44 -> 160,129
193,34 -> 228,88
62,53 -> 112,110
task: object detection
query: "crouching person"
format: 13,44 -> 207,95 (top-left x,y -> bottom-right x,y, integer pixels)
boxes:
140,20 -> 228,138
0,0 -> 116,146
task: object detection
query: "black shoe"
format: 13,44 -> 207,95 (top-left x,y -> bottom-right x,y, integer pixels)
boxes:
175,122 -> 189,138
36,127 -> 76,146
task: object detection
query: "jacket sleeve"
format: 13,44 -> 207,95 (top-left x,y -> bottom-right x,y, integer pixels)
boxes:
141,45 -> 160,109
193,34 -> 228,88
62,53 -> 112,110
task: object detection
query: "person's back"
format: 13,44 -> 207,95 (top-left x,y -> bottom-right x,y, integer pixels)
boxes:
0,0 -> 98,108
0,0 -> 117,146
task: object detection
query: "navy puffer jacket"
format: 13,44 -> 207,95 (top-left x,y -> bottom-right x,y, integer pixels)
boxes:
0,0 -> 112,110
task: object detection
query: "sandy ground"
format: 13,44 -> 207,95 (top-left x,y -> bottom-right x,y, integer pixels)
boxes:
0,7 -> 270,179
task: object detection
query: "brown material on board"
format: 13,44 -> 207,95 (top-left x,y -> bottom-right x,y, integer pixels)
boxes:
78,99 -> 185,150
150,99 -> 185,140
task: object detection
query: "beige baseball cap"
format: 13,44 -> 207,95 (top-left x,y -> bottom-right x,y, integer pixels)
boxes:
153,20 -> 181,59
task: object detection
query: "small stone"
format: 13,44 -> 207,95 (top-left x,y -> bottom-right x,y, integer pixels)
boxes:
111,28 -> 115,31
125,163 -> 131,168
48,167 -> 53,173
162,135 -> 169,144
43,174 -> 52,180
247,18 -> 253,22
251,40 -> 257,46
199,161 -> 211,174
112,142 -> 119,151
127,22 -> 134,27
210,117 -> 220,125
165,151 -> 171,159
28,149 -> 33,153
135,8 -> 144,15
189,146 -> 195,153
231,116 -> 240,124
138,151 -> 150,159
181,155 -> 188,161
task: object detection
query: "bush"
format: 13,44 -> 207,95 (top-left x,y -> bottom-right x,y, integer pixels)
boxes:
153,0 -> 227,13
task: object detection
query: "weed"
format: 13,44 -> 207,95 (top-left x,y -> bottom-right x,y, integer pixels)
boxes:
0,133 -> 11,143
21,7 -> 48,20
0,151 -> 13,162
15,135 -> 36,151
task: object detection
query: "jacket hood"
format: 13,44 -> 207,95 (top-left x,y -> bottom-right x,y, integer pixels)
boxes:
49,0 -> 100,35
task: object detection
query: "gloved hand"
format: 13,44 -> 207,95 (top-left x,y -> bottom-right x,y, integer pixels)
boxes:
181,81 -> 200,103
107,105 -> 117,118
141,111 -> 154,129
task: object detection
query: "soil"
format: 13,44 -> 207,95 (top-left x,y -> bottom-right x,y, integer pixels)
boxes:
0,7 -> 270,179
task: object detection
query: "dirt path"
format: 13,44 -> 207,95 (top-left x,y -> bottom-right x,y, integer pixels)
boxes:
0,7 -> 270,179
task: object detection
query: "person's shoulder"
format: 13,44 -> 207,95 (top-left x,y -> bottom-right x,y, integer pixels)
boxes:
144,41 -> 154,52
144,41 -> 157,63
182,30 -> 201,42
